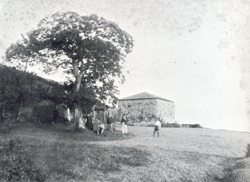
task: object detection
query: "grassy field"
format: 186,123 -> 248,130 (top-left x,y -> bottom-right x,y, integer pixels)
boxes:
0,122 -> 250,182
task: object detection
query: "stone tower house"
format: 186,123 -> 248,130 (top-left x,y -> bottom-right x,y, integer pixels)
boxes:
118,92 -> 175,124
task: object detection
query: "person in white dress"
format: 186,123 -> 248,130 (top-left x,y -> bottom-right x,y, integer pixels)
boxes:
121,114 -> 128,134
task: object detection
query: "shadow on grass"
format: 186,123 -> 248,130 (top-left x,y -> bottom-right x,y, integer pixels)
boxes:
1,121 -> 135,142
215,155 -> 250,182
59,126 -> 135,142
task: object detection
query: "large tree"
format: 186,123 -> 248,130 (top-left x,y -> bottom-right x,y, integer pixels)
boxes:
5,12 -> 133,129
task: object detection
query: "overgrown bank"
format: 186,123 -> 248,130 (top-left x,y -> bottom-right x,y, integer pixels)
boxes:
219,144 -> 250,182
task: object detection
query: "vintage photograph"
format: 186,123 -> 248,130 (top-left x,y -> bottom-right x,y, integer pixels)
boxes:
0,0 -> 249,181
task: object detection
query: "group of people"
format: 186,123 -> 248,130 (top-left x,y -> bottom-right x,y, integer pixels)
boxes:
96,114 -> 115,135
96,114 -> 129,134
120,114 -> 162,137
87,113 -> 162,136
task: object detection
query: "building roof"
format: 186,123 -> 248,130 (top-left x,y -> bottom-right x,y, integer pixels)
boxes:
119,92 -> 173,102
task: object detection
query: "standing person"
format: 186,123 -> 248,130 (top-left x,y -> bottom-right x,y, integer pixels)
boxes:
153,118 -> 161,137
85,114 -> 93,130
107,115 -> 114,132
121,114 -> 128,134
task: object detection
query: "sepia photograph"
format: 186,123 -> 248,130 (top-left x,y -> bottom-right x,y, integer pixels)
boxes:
0,0 -> 250,181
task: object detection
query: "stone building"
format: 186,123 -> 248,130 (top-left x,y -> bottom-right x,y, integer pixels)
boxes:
118,92 -> 175,124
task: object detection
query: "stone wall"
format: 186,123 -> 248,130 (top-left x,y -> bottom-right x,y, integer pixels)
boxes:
118,99 -> 157,122
156,99 -> 175,123
118,98 -> 175,124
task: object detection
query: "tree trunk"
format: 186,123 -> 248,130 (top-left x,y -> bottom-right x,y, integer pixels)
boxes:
16,100 -> 23,122
0,106 -> 4,122
71,61 -> 85,130
92,105 -> 96,120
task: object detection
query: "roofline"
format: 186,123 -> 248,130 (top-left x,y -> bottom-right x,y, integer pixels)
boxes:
118,97 -> 174,103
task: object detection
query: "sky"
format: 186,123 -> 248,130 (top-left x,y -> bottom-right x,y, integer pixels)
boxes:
0,0 -> 249,131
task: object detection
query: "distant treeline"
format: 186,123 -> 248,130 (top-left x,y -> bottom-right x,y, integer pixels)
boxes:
128,121 -> 202,128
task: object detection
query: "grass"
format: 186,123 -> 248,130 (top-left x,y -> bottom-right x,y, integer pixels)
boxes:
0,121 -> 134,142
218,143 -> 250,182
0,138 -> 150,181
0,122 -> 149,181
0,121 -> 250,181
0,138 -> 45,182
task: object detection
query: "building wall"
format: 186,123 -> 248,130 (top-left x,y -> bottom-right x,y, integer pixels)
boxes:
156,99 -> 175,123
118,99 -> 158,122
118,99 -> 175,123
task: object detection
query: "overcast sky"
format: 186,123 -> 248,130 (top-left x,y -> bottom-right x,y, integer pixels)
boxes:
0,0 -> 249,131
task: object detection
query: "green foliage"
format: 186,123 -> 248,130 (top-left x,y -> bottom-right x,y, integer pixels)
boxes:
32,100 -> 57,124
6,12 -> 134,112
0,65 -> 38,122
0,138 -> 45,182
162,122 -> 182,128
0,64 -> 66,122
0,66 -> 19,121
62,80 -> 98,113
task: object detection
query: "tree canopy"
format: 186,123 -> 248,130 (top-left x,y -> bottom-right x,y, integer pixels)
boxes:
5,12 -> 134,110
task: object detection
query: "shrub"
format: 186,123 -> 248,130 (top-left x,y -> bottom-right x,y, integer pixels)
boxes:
0,138 -> 45,182
189,124 -> 202,128
181,124 -> 203,128
32,100 -> 56,124
162,123 -> 182,128
138,114 -> 144,122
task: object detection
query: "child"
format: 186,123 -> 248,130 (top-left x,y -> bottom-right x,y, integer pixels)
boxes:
97,122 -> 105,134
153,118 -> 161,137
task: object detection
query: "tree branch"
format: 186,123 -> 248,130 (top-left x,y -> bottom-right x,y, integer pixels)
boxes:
56,61 -> 69,69
72,61 -> 78,77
